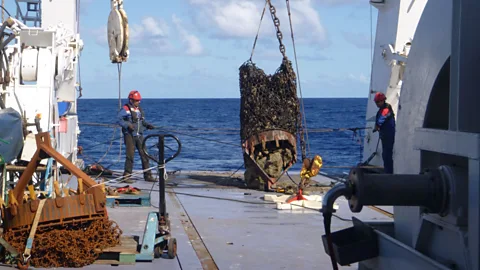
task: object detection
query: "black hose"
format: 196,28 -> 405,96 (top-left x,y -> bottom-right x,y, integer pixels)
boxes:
321,183 -> 352,269
0,34 -> 15,50
3,48 -> 9,77
2,48 -> 9,91
0,7 -> 11,18
0,22 -> 8,38
323,212 -> 339,270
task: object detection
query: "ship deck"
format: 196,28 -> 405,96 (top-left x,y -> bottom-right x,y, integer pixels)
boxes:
34,172 -> 393,270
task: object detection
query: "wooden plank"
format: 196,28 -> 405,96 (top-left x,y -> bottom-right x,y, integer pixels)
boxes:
94,253 -> 136,265
96,236 -> 138,254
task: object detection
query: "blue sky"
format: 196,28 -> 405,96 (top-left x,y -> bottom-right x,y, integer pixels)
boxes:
13,0 -> 378,98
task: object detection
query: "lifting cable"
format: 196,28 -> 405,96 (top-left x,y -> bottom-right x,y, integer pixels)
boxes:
116,63 -> 123,162
249,1 -> 268,61
285,0 -> 311,158
80,63 -> 124,167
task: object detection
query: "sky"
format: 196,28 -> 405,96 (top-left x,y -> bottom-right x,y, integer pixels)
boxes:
12,0 -> 378,99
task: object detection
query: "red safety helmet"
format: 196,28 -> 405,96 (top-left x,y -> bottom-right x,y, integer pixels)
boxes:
374,92 -> 386,102
128,90 -> 142,101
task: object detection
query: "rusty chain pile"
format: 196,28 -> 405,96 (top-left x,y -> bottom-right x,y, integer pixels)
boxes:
3,218 -> 122,268
239,0 -> 304,189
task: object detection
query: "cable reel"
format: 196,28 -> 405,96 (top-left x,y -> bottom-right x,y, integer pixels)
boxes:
107,0 -> 129,63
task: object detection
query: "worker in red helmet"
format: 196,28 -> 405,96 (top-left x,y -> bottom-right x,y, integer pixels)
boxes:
117,90 -> 156,182
373,92 -> 395,174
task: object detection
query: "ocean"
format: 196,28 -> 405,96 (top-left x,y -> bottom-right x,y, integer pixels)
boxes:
77,98 -> 367,176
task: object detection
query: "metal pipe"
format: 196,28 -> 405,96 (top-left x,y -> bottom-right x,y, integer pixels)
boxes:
348,167 -> 448,213
158,136 -> 166,217
34,116 -> 42,132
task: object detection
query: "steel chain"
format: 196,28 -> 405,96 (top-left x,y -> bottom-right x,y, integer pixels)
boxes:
266,0 -> 286,59
3,218 -> 122,267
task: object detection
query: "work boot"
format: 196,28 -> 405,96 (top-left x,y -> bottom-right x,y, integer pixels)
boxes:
144,172 -> 157,182
122,172 -> 135,184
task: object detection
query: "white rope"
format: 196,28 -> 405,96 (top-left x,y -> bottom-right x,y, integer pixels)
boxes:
86,164 -> 165,191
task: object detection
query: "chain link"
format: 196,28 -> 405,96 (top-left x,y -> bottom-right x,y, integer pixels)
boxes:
266,0 -> 286,59
3,218 -> 122,268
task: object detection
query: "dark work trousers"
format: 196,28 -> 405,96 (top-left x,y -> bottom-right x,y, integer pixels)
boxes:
123,133 -> 150,176
380,133 -> 395,174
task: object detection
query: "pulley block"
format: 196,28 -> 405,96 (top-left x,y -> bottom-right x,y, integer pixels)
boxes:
108,0 -> 129,63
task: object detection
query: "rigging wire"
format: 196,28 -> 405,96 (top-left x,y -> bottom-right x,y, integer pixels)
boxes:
0,5 -> 10,19
249,0 -> 268,61
78,123 -> 369,154
78,122 -> 371,133
138,186 -> 353,222
154,126 -> 241,148
285,0 -> 310,158
116,63 -> 123,163
77,121 -> 373,173
370,4 -> 374,64
117,63 -> 122,110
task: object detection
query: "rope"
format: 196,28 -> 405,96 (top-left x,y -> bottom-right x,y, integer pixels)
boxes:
77,58 -> 83,98
117,63 -> 123,165
142,189 -> 352,221
117,63 -> 122,110
86,165 -> 161,191
1,0 -> 4,23
285,0 -> 310,158
228,163 -> 244,178
96,127 -> 118,164
370,5 -> 374,64
79,135 -> 123,151
77,121 -> 372,173
249,0 -> 268,61
78,122 -> 370,133
76,0 -> 80,32
155,127 -> 241,148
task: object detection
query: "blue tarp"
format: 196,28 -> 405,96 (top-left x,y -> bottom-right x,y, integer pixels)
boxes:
0,108 -> 24,163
